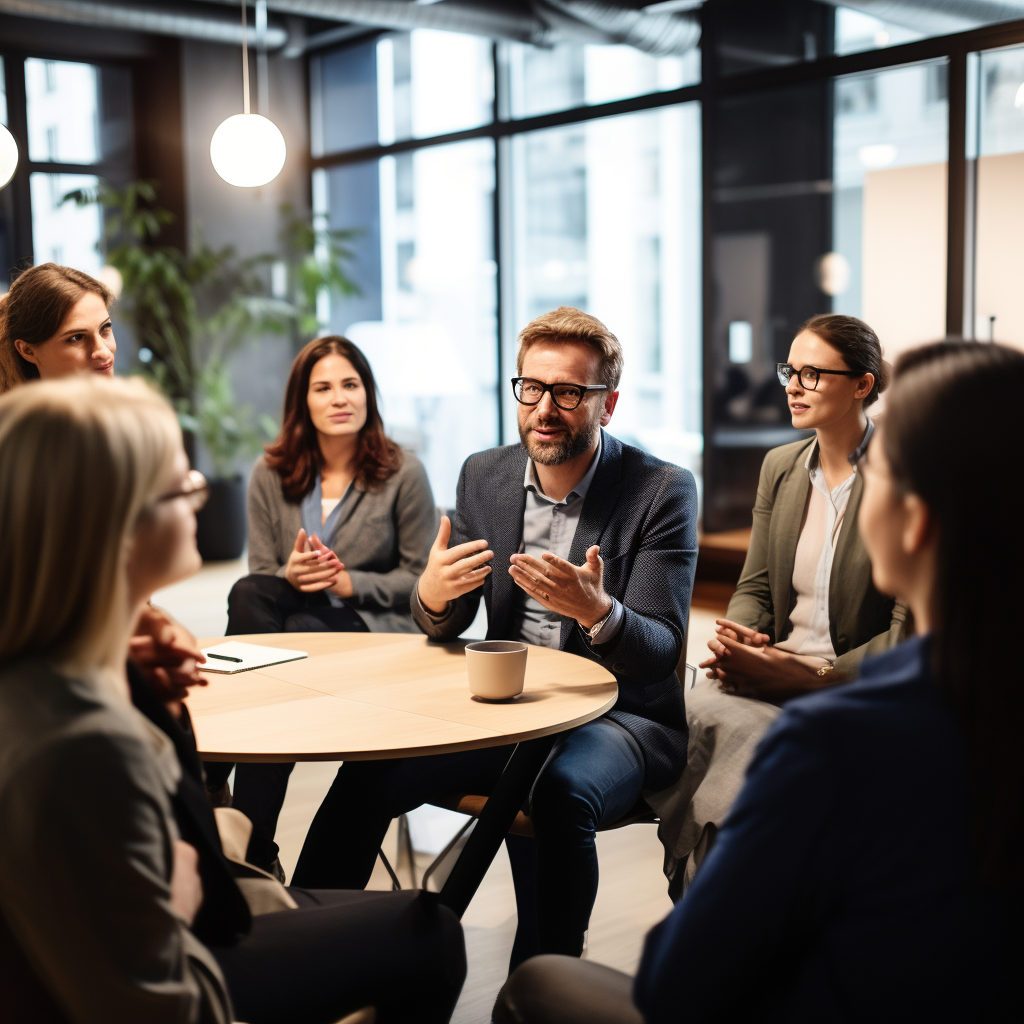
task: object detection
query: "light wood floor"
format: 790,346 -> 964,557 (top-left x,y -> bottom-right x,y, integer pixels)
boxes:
155,561 -> 727,1024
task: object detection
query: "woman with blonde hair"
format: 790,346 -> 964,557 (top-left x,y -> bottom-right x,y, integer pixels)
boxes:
0,262 -> 116,392
0,376 -> 465,1024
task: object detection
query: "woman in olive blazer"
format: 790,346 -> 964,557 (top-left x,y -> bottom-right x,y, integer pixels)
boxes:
702,313 -> 909,700
726,434 -> 909,676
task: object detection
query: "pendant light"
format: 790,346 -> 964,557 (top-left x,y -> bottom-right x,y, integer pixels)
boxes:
0,124 -> 18,190
210,1 -> 286,188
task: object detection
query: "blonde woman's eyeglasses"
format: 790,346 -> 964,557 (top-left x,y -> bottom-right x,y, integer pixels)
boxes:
157,469 -> 209,512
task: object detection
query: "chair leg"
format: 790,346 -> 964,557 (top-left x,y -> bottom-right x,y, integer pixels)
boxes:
378,847 -> 402,891
397,813 -> 418,889
421,816 -> 476,892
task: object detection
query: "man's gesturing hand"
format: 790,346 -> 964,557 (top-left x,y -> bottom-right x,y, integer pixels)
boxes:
509,545 -> 613,630
417,516 -> 494,614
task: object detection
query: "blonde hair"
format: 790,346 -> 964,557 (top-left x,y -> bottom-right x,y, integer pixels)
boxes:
0,264 -> 114,394
0,376 -> 180,673
516,306 -> 624,390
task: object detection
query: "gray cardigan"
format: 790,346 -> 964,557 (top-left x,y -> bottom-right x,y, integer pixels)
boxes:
247,451 -> 438,633
0,658 -> 232,1024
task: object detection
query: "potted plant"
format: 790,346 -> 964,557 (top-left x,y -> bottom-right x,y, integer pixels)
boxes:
68,181 -> 358,560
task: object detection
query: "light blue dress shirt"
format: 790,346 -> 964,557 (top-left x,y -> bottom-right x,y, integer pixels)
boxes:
510,435 -> 624,649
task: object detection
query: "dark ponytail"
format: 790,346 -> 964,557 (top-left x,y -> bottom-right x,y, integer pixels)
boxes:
798,313 -> 889,406
883,339 -> 1024,889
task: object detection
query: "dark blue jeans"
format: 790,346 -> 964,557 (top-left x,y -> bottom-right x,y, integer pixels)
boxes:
291,717 -> 646,968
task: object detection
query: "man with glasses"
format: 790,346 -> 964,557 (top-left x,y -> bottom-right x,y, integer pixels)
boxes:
292,306 -> 698,971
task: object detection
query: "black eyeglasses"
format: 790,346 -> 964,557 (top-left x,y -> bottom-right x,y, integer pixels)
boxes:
157,469 -> 209,511
777,363 -> 864,390
511,377 -> 610,411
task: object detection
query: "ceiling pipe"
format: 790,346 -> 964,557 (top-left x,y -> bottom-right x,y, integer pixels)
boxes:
537,1 -> 700,56
196,0 -> 701,55
0,0 -> 290,47
196,0 -> 544,44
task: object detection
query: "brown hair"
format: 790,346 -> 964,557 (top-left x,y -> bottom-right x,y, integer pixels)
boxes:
517,306 -> 624,390
798,313 -> 890,406
883,339 -> 1024,888
264,335 -> 402,501
0,264 -> 114,394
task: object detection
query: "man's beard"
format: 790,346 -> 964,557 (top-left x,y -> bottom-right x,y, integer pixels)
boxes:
519,413 -> 598,466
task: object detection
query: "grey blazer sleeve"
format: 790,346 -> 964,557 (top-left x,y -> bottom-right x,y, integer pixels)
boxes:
0,732 -> 232,1024
411,458 -> 481,640
347,457 -> 439,611
725,451 -> 777,638
247,459 -> 289,578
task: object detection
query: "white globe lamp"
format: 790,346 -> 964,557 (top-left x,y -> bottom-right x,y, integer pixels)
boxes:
0,124 -> 19,190
211,1 -> 286,189
211,113 -> 286,188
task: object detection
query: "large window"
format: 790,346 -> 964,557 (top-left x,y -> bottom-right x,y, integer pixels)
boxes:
970,43 -> 1024,347
509,106 -> 702,477
321,138 -> 498,506
0,55 -> 132,281
312,28 -> 703,507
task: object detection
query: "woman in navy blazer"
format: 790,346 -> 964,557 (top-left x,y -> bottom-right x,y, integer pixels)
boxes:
494,340 -> 1022,1024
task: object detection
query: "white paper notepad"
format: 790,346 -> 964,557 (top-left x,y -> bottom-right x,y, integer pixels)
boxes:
200,641 -> 309,674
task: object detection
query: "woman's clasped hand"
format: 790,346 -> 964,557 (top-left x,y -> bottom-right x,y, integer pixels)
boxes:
701,619 -> 829,699
284,527 -> 347,593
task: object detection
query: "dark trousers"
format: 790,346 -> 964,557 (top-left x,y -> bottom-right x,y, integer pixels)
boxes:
211,887 -> 466,1024
291,718 -> 646,969
203,573 -> 369,868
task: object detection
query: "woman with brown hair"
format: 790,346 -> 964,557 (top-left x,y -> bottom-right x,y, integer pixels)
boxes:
0,263 -> 116,391
217,334 -> 438,871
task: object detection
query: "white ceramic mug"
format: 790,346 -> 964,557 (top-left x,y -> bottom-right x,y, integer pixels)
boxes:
465,640 -> 529,700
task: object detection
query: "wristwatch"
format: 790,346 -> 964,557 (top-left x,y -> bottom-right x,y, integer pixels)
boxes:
584,607 -> 613,642
816,661 -> 835,678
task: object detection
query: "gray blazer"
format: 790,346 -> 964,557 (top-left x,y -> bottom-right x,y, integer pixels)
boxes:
0,658 -> 232,1024
247,451 -> 439,633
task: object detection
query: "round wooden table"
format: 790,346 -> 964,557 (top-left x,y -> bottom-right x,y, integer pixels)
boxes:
187,632 -> 618,916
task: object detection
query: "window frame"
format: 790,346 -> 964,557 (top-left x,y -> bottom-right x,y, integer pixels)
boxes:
0,50 -> 136,268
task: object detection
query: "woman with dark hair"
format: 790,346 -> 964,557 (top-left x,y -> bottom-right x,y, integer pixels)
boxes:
226,334 -> 437,637
494,340 -> 1021,1023
700,313 -> 909,696
0,262 -> 116,392
216,335 -> 438,871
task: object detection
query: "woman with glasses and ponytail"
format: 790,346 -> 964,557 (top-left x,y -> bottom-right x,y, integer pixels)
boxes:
648,315 -> 910,902
699,313 -> 909,699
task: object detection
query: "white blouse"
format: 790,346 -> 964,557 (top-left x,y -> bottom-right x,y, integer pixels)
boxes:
776,442 -> 856,661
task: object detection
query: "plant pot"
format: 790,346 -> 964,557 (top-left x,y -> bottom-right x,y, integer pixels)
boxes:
196,475 -> 247,561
